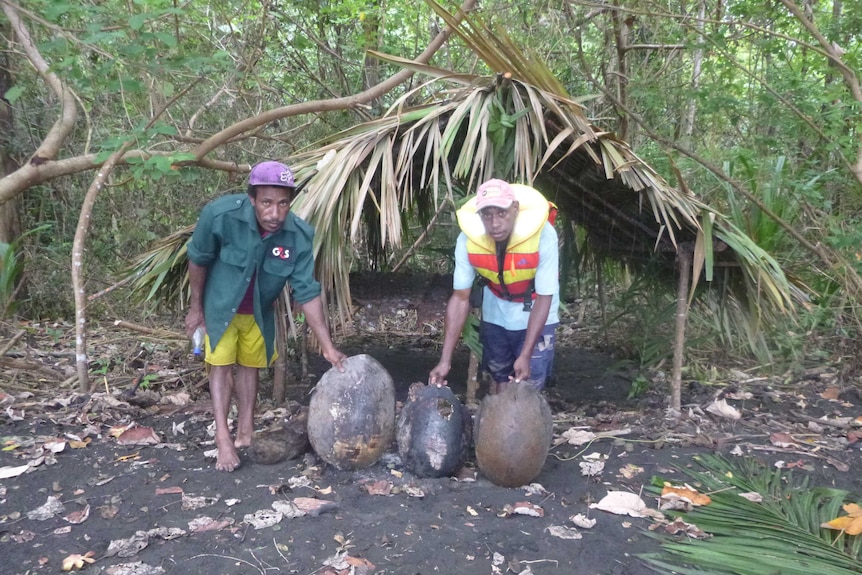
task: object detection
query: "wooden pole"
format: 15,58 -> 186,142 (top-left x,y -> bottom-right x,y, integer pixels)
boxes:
670,249 -> 693,414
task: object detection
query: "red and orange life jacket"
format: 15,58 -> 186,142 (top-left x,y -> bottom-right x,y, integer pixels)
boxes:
456,184 -> 556,303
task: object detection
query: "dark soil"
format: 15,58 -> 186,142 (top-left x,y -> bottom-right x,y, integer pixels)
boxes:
1,273 -> 861,575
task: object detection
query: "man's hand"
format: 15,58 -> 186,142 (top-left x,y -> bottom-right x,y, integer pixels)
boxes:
512,354 -> 531,384
428,362 -> 450,387
184,307 -> 205,338
323,346 -> 347,373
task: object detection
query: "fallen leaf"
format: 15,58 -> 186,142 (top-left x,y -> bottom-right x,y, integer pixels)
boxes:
181,493 -> 219,511
466,506 -> 478,516
155,486 -> 183,495
769,432 -> 797,448
820,387 -> 840,400
64,505 -> 90,524
243,509 -> 283,529
660,484 -> 711,506
362,480 -> 392,496
659,494 -> 694,511
590,491 -> 664,519
69,438 -> 90,449
619,464 -> 644,479
658,517 -> 709,539
161,392 -> 190,406
0,464 -> 31,479
145,527 -> 186,540
108,425 -> 133,438
188,516 -> 234,533
570,513 -> 597,528
558,428 -> 596,446
522,483 -> 547,496
62,551 -> 96,571
293,497 -> 338,517
580,459 -> 605,477
116,426 -> 161,446
105,531 -> 150,557
113,453 -> 140,463
822,503 -> 862,535
705,399 -> 741,420
99,505 -> 119,519
43,439 -> 66,454
738,492 -> 763,503
27,495 -> 65,520
500,502 -> 544,517
346,555 -> 375,569
103,560 -> 168,574
545,525 -> 583,539
12,530 -> 36,543
404,485 -> 425,498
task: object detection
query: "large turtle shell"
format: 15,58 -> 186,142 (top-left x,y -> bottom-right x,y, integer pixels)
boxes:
307,354 -> 395,470
474,384 -> 553,487
396,383 -> 471,478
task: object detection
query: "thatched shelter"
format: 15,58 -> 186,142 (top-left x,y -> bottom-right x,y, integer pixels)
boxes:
130,5 -> 798,410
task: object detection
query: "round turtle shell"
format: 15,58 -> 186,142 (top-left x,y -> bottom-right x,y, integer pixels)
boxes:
307,354 -> 395,470
474,384 -> 553,487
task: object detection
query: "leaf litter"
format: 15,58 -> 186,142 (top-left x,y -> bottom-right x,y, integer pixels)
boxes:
2,322 -> 862,573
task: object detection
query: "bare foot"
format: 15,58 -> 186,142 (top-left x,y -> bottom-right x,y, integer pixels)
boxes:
215,436 -> 241,472
234,432 -> 252,449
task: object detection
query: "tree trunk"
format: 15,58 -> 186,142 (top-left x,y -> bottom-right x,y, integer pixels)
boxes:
610,0 -> 630,141
0,20 -> 20,244
680,0 -> 706,148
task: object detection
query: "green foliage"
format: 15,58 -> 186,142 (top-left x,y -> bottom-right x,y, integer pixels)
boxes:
627,374 -> 650,399
0,224 -> 52,318
641,454 -> 862,574
0,241 -> 23,318
461,313 -> 482,358
6,0 -> 862,372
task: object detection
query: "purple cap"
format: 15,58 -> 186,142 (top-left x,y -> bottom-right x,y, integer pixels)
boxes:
249,161 -> 295,188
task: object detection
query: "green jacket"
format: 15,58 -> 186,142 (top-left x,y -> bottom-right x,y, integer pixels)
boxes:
187,193 -> 320,361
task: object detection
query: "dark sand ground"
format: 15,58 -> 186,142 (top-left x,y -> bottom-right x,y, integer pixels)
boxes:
1,273 -> 861,575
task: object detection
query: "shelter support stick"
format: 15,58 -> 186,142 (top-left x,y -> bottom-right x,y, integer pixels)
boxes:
466,349 -> 480,406
671,249 -> 692,414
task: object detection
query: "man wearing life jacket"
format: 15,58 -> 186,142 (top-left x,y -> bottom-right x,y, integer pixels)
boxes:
429,178 -> 559,394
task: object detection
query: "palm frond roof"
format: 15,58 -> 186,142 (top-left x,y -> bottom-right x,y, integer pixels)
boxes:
286,72 -> 795,324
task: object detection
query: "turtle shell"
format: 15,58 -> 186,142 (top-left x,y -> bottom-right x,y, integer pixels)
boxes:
307,354 -> 395,470
396,383 -> 471,478
474,384 -> 553,487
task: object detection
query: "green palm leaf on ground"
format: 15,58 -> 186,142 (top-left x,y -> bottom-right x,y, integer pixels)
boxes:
641,454 -> 862,574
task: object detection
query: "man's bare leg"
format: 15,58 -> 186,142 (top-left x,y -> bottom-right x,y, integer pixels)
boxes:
233,365 -> 258,449
210,364 -> 240,472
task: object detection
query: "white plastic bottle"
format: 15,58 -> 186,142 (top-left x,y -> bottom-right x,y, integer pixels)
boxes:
191,327 -> 205,358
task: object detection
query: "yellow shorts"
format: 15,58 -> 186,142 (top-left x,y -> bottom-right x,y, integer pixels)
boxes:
205,314 -> 276,368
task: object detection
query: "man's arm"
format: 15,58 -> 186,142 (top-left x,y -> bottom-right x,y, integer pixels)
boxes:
512,222 -> 559,381
299,295 -> 346,371
428,287 -> 472,386
512,294 -> 552,381
184,261 -> 208,337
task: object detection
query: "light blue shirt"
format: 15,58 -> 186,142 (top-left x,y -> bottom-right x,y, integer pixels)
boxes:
453,221 -> 560,331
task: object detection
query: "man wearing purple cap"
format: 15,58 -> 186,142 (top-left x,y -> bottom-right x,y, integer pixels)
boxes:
429,178 -> 559,395
185,161 -> 346,472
